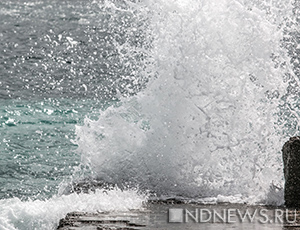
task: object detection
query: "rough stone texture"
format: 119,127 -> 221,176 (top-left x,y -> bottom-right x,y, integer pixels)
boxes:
283,136 -> 300,208
57,212 -> 147,230
57,203 -> 300,229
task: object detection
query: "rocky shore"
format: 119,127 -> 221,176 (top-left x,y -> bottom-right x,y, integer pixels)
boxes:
57,211 -> 147,230
57,137 -> 300,230
56,203 -> 298,230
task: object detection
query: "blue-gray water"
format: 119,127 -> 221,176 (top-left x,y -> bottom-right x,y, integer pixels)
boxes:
0,0 -> 149,200
0,0 -> 299,229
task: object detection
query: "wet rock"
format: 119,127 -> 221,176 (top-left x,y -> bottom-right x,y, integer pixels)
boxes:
282,136 -> 300,207
57,212 -> 146,230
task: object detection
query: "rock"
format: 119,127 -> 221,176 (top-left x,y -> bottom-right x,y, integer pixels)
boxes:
57,212 -> 147,230
282,136 -> 300,207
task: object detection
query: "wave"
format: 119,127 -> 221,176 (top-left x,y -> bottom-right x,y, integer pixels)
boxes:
1,0 -> 298,229
0,188 -> 146,230
73,0 -> 294,205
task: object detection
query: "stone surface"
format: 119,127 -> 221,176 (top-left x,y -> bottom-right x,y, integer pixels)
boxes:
283,136 -> 300,208
57,203 -> 297,230
57,212 -> 147,230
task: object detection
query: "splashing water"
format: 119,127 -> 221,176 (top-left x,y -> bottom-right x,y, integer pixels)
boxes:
74,0 -> 294,205
1,0 -> 299,229
0,188 -> 146,230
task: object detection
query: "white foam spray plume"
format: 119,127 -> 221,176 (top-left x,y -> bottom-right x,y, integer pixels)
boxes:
74,0 -> 295,205
0,188 -> 146,230
3,1 -> 299,229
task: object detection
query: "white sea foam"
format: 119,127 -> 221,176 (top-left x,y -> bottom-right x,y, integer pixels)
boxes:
74,0 -> 294,205
0,188 -> 147,230
0,0 -> 296,229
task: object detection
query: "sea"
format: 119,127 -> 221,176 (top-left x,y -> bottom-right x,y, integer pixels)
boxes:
0,0 -> 299,229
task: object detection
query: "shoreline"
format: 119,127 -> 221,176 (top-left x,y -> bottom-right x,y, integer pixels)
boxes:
57,202 -> 300,230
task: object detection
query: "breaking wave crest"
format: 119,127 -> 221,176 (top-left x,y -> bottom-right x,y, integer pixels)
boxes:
73,0 -> 295,205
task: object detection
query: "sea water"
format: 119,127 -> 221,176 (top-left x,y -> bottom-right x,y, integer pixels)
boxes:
0,0 -> 298,229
